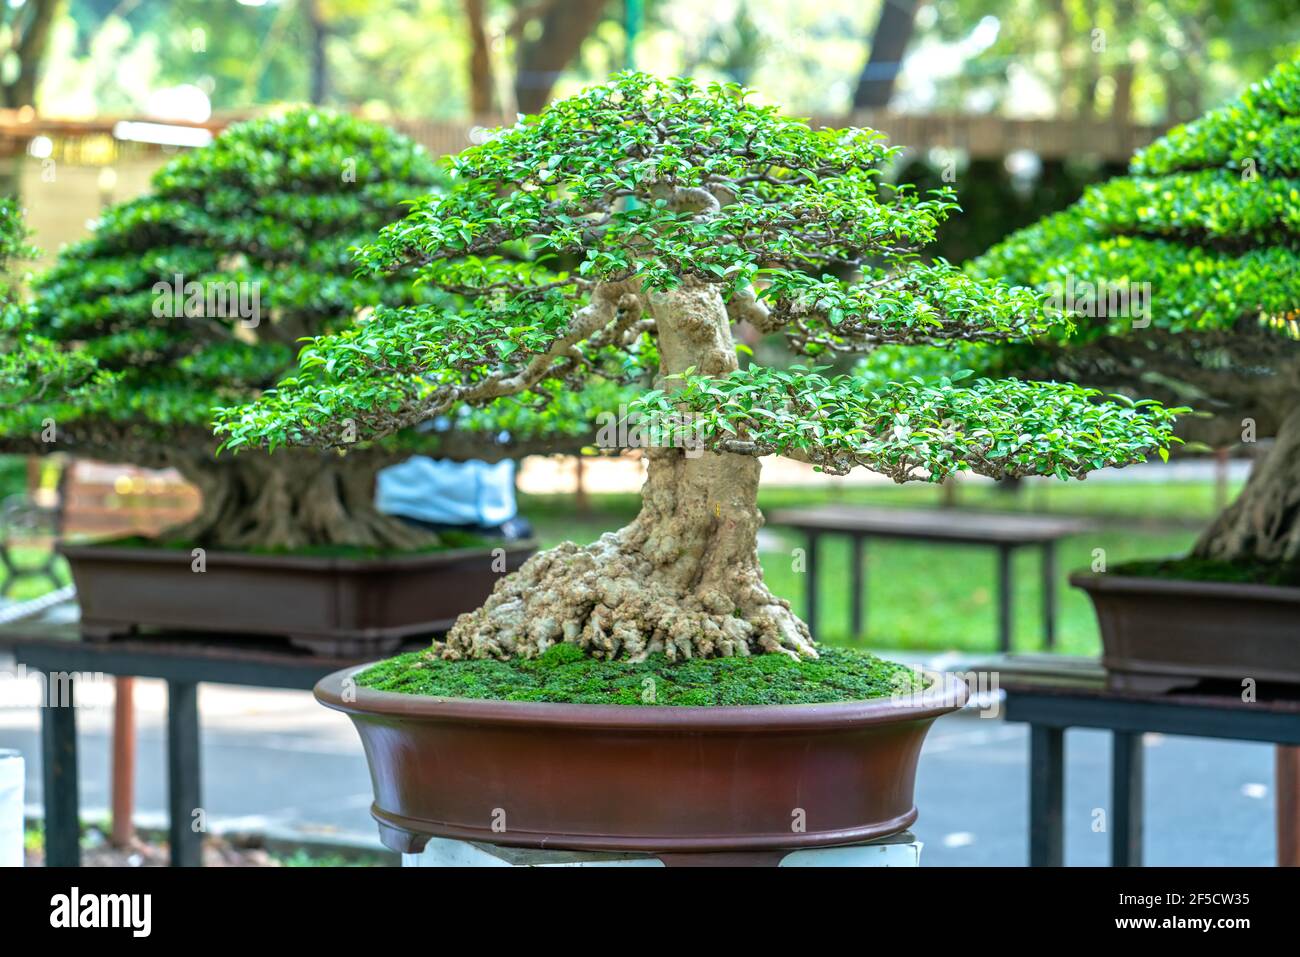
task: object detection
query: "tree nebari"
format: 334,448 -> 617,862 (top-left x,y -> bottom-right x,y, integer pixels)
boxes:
167,449 -> 437,552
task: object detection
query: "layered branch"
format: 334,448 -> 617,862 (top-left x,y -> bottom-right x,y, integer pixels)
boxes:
957,56 -> 1300,453
0,324 -> 108,410
2,110 -> 445,456
214,278 -> 651,451
632,366 -> 1183,481
759,261 -> 1053,355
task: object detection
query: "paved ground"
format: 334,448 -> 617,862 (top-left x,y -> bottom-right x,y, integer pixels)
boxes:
0,653 -> 1277,866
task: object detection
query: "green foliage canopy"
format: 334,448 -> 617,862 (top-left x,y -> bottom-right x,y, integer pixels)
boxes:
972,59 -> 1300,340
0,110 -> 441,451
0,200 -> 103,408
217,74 -> 1181,482
863,57 -> 1300,437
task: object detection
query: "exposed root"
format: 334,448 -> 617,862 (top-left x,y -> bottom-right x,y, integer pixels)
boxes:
439,533 -> 815,662
445,276 -> 822,662
442,278 -> 820,662
166,450 -> 438,551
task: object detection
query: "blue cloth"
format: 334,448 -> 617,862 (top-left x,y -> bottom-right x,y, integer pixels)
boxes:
375,457 -> 518,527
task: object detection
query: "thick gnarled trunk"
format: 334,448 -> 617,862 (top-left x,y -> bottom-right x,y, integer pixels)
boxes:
166,450 -> 437,552
442,280 -> 815,661
1193,405 -> 1300,564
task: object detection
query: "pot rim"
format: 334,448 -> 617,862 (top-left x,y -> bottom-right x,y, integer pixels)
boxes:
58,538 -> 539,571
314,661 -> 969,731
1069,570 -> 1300,603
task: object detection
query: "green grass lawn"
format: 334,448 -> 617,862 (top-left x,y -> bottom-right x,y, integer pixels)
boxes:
520,478 -> 1231,658
746,477 -> 1235,526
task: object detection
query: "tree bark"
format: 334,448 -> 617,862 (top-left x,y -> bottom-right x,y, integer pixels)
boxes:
1078,0 -> 1101,118
165,450 -> 437,552
2,0 -> 63,109
512,0 -> 607,115
852,0 -> 920,110
441,279 -> 815,662
303,0 -> 330,105
1109,0 -> 1136,122
1052,0 -> 1080,118
463,0 -> 496,115
1193,405 -> 1300,564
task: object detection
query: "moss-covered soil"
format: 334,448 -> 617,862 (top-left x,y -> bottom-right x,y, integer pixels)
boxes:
82,529 -> 495,558
1112,555 -> 1300,588
355,643 -> 926,706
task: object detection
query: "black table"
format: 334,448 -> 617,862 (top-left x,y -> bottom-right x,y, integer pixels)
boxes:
0,620 -> 417,867
987,654 -> 1300,866
768,506 -> 1087,651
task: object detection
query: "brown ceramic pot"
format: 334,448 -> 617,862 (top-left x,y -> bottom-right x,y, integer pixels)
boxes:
316,665 -> 967,854
1072,571 -> 1300,692
61,540 -> 535,655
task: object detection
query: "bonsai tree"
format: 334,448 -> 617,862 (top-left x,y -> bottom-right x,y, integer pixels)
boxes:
0,110 -> 610,552
217,74 -> 1181,661
958,57 -> 1300,567
0,200 -> 101,408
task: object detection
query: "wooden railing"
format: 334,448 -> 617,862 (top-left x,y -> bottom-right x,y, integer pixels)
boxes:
1,109 -> 1169,163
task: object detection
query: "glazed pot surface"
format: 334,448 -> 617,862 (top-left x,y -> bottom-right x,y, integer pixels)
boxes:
316,664 -> 967,854
1072,572 -> 1300,692
61,540 -> 536,655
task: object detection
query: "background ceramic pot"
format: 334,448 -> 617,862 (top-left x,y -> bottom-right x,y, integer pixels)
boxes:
63,540 -> 535,655
1072,571 -> 1300,692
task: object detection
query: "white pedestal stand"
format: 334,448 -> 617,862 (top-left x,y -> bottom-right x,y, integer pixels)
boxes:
402,832 -> 922,867
0,749 -> 24,867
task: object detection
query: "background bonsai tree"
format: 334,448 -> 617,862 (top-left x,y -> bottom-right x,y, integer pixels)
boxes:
0,200 -> 101,408
217,73 -> 1181,661
950,57 -> 1300,567
0,110 -> 612,552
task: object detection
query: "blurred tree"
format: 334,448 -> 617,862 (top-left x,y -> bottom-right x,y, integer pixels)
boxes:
302,0 -> 331,104
463,0 -> 495,113
295,0 -> 377,105
680,4 -> 766,85
866,58 -> 1300,564
29,0 -> 1300,126
853,0 -> 922,109
1,112 -> 447,548
0,0 -> 66,109
508,0 -> 610,113
915,0 -> 1300,122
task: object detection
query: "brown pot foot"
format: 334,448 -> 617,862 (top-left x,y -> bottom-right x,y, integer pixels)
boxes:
378,820 -> 430,855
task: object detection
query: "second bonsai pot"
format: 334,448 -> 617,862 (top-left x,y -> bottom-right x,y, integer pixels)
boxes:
316,664 -> 967,857
61,540 -> 536,656
1072,571 -> 1300,692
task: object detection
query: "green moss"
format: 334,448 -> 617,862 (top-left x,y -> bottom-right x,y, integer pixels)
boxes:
82,529 -> 495,558
1112,555 -> 1300,588
355,643 -> 925,706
